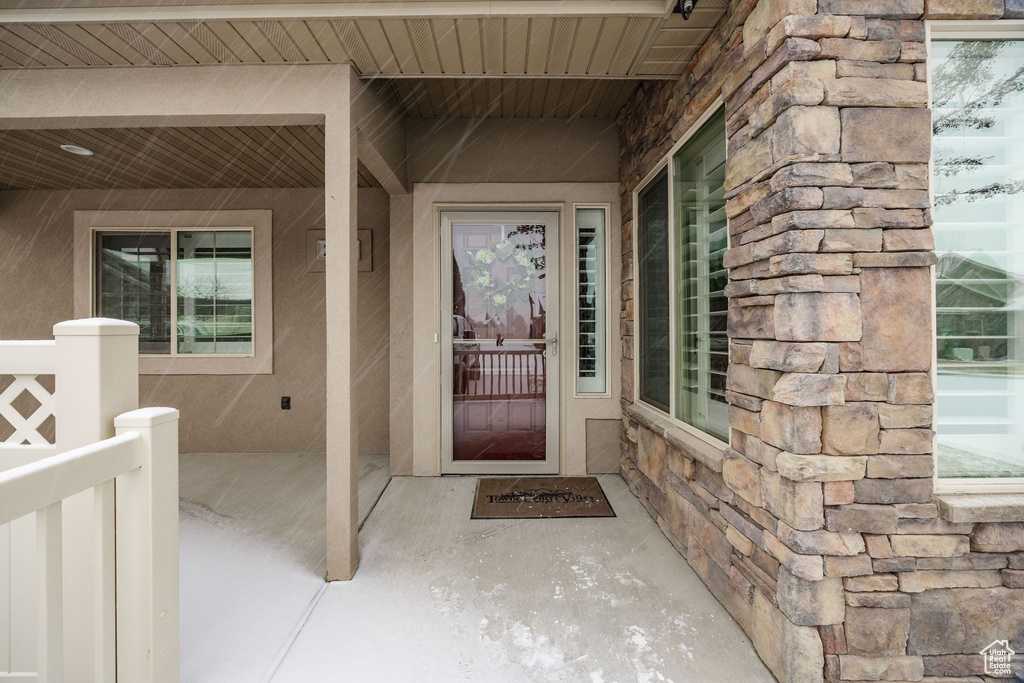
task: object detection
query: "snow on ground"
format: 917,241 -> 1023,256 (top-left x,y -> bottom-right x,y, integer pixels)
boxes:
178,452 -> 389,683
179,456 -> 774,682
179,502 -> 325,682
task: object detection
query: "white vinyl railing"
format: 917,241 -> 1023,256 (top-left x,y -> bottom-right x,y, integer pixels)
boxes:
0,319 -> 178,683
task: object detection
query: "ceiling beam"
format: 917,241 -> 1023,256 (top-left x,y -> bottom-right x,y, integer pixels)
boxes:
0,64 -> 345,129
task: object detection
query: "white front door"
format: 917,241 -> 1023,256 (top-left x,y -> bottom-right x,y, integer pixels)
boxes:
440,210 -> 560,474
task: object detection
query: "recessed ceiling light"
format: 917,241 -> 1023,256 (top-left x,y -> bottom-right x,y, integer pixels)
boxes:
60,144 -> 93,156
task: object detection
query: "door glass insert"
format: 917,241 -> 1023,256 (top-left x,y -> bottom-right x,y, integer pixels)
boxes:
452,223 -> 547,460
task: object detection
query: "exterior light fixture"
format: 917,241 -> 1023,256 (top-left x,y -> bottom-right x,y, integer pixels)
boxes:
59,144 -> 93,156
678,0 -> 697,19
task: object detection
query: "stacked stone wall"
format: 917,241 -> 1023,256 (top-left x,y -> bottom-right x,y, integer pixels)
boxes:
617,1 -> 1024,681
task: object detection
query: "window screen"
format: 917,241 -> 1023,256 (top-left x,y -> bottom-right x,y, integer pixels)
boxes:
638,170 -> 671,412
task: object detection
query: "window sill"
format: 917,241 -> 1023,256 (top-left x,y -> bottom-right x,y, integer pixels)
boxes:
936,493 -> 1024,523
139,354 -> 271,375
623,402 -> 726,473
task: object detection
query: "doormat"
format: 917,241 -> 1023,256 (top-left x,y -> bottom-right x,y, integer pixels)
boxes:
472,477 -> 615,519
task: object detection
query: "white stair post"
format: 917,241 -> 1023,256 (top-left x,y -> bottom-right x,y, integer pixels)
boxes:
53,318 -> 139,682
114,408 -> 180,683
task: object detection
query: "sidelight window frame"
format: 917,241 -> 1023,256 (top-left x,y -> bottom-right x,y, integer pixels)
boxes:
574,204 -> 612,396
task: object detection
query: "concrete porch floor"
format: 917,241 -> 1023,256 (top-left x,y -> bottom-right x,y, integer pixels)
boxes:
179,454 -> 775,682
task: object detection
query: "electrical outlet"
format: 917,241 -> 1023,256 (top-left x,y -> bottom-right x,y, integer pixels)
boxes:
281,396 -> 291,410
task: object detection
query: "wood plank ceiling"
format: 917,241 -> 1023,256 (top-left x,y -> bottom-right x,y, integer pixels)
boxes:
0,125 -> 380,190
0,1 -> 730,188
0,4 -> 728,79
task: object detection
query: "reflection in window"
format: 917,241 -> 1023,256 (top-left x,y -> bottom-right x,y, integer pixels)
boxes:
450,222 -> 548,462
98,233 -> 172,353
177,231 -> 253,355
452,224 -> 547,341
95,229 -> 254,356
933,38 -> 1024,479
577,208 -> 607,394
638,170 -> 671,412
674,111 -> 729,441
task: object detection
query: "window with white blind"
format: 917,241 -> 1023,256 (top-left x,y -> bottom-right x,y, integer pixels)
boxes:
576,206 -> 608,394
97,229 -> 254,356
930,29 -> 1024,489
673,111 -> 729,441
75,209 -> 273,375
634,105 -> 728,445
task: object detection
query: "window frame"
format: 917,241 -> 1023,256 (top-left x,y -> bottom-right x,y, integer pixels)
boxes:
573,203 -> 613,397
74,210 -> 274,376
631,99 -> 729,451
928,20 -> 1024,493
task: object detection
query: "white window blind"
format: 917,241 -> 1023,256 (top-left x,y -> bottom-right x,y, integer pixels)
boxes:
576,207 -> 607,393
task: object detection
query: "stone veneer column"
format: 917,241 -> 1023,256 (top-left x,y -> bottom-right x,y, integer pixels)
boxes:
619,0 -> 1024,681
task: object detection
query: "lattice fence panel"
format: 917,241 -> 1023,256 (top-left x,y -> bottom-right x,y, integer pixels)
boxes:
0,375 -> 55,446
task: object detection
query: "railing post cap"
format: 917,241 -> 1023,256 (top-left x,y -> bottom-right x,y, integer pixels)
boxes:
114,407 -> 179,428
53,318 -> 140,337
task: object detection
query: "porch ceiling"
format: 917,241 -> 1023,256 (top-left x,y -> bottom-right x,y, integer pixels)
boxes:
0,125 -> 388,190
0,1 -> 726,78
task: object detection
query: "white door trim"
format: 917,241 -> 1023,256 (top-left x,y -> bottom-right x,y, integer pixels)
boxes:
439,208 -> 561,475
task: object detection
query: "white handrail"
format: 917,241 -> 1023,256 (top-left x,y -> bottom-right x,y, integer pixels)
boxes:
0,433 -> 142,527
0,340 -> 56,375
1,320 -> 178,683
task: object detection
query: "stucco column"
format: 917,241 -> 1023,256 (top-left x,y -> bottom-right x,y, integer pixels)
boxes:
325,67 -> 360,580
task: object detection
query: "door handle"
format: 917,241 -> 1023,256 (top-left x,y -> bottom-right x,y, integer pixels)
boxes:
546,332 -> 558,357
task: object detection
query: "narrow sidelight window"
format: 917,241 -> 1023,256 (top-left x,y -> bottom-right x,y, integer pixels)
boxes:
638,170 -> 671,412
932,36 -> 1024,485
576,207 -> 608,394
673,111 -> 729,441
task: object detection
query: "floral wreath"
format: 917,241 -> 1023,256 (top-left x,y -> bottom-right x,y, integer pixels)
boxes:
461,230 -> 544,316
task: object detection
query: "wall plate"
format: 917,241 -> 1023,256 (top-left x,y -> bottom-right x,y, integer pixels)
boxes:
306,229 -> 326,273
307,229 -> 373,272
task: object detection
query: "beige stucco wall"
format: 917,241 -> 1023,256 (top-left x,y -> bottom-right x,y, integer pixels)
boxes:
0,186 -> 390,455
353,187 -> 391,454
406,117 -> 619,184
